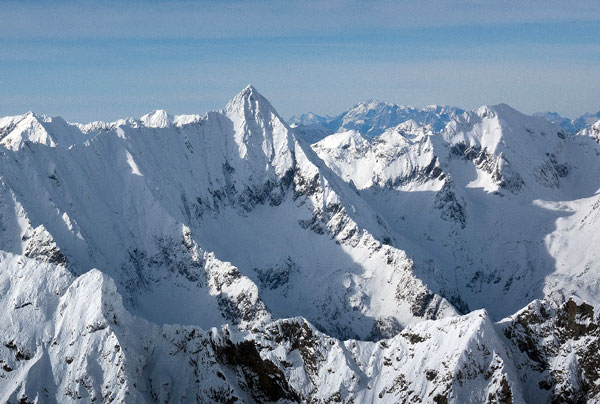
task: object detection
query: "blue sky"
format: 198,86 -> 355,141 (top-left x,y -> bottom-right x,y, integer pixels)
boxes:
1,0 -> 599,122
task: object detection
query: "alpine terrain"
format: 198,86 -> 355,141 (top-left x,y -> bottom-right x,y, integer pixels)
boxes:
1,86 -> 599,403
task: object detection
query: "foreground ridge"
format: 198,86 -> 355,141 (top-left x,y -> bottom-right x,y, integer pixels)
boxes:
2,253 -> 600,403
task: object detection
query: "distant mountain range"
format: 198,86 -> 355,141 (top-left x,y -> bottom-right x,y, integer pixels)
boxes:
289,101 -> 464,141
532,111 -> 600,134
290,102 -> 599,143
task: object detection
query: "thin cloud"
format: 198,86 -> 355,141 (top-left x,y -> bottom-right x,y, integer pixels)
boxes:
1,0 -> 599,39
1,0 -> 599,121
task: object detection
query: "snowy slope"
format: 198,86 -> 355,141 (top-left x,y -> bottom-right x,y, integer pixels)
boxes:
579,119 -> 600,142
0,112 -> 93,150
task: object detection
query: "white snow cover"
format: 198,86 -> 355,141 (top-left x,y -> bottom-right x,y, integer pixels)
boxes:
0,112 -> 93,150
1,86 -> 600,403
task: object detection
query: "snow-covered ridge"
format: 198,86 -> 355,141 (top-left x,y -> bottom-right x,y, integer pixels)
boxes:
0,109 -> 205,151
77,110 -> 202,133
578,119 -> 600,142
0,254 -> 509,403
0,111 -> 95,150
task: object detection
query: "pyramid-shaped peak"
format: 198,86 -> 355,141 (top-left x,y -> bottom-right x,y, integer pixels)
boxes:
3,111 -> 41,124
491,103 -> 522,115
220,85 -> 294,179
0,110 -> 43,132
225,85 -> 281,121
0,111 -> 52,150
241,84 -> 258,95
229,84 -> 268,105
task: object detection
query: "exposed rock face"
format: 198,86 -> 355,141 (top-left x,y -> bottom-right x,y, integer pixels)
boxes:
9,256 -> 599,404
449,142 -> 524,193
499,299 -> 600,404
434,180 -> 467,228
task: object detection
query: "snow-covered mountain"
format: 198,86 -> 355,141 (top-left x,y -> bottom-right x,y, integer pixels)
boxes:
1,86 -> 456,340
290,101 -> 464,142
1,86 -> 600,403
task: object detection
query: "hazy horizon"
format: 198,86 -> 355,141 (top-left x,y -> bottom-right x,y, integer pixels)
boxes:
1,0 -> 599,122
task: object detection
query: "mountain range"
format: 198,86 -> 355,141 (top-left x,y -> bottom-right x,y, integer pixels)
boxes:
290,102 -> 599,143
1,86 -> 600,403
532,111 -> 600,135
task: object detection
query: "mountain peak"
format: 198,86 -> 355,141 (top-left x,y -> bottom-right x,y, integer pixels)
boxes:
292,100 -> 465,140
225,85 -> 280,123
0,111 -> 52,150
491,103 -> 522,115
0,111 -> 93,150
241,83 -> 257,95
229,84 -> 262,105
221,85 -> 294,178
472,103 -> 529,122
533,110 -> 600,134
356,99 -> 386,107
140,109 -> 173,128
579,118 -> 600,141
